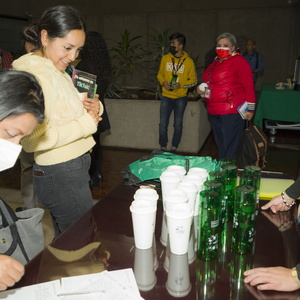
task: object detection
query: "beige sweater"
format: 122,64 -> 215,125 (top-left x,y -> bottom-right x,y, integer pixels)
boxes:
13,53 -> 97,166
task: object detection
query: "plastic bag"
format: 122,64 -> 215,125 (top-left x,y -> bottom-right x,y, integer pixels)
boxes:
123,150 -> 220,186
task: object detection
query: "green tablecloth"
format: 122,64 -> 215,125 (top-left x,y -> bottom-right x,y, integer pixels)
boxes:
254,83 -> 300,129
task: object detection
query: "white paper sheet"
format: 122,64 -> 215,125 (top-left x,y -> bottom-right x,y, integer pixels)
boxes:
0,269 -> 144,300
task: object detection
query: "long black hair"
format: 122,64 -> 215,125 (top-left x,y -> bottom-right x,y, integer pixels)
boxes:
0,70 -> 44,123
36,5 -> 86,49
79,31 -> 112,85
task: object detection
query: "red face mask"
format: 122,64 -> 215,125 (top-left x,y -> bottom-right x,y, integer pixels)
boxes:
216,47 -> 230,59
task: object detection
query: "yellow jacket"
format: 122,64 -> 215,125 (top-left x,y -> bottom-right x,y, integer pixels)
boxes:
157,51 -> 197,99
13,53 -> 97,166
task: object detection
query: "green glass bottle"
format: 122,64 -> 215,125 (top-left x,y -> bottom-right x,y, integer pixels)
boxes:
209,170 -> 225,182
169,73 -> 178,91
204,180 -> 224,232
221,164 -> 237,221
220,158 -> 236,167
197,190 -> 221,260
232,185 -> 257,254
242,165 -> 262,207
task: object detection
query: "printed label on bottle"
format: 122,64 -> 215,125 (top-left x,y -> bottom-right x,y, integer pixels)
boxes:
211,219 -> 219,228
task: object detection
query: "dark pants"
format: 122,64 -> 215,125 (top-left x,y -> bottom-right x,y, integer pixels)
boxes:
19,149 -> 36,209
89,132 -> 102,177
159,96 -> 187,148
210,113 -> 245,160
33,152 -> 93,237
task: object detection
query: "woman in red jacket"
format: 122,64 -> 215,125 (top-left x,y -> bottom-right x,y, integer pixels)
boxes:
198,32 -> 256,160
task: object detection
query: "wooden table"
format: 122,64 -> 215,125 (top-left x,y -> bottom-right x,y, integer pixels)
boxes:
15,184 -> 300,299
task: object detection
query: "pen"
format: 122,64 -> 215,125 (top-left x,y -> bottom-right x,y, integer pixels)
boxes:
58,290 -> 106,297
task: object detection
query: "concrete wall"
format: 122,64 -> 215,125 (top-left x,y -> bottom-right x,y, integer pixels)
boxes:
2,1 -> 299,87
100,99 -> 211,154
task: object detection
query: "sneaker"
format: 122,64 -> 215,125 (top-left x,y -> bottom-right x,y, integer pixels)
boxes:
161,147 -> 167,152
170,146 -> 177,153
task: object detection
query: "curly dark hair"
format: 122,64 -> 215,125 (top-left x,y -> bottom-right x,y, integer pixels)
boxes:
79,31 -> 112,84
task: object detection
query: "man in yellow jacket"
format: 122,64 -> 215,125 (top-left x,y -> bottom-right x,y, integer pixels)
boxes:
157,32 -> 197,152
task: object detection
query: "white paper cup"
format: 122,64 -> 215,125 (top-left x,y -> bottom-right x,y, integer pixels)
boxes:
130,200 -> 157,249
134,188 -> 159,204
166,165 -> 186,179
164,189 -> 188,212
182,174 -> 204,216
160,189 -> 188,246
160,171 -> 181,208
187,167 -> 208,181
177,181 -> 198,213
166,203 -> 193,255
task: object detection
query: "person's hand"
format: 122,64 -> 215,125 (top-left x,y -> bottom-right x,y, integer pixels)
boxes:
171,82 -> 180,90
262,194 -> 293,214
244,111 -> 254,121
245,282 -> 299,300
244,266 -> 300,292
0,255 -> 24,291
82,94 -> 101,114
196,83 -> 208,95
88,110 -> 102,125
162,81 -> 170,90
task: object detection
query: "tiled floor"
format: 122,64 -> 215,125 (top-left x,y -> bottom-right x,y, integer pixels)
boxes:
0,129 -> 299,246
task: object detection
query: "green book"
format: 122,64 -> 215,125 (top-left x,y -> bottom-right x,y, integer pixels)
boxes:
72,69 -> 98,98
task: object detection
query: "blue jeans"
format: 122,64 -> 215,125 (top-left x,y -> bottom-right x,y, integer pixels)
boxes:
33,152 -> 93,237
210,113 -> 245,159
159,96 -> 187,148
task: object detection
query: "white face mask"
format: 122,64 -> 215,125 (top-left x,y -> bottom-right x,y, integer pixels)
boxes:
0,139 -> 22,172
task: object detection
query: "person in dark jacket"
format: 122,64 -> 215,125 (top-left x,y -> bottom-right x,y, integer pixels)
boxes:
76,31 -> 112,189
244,176 -> 300,292
197,32 -> 256,160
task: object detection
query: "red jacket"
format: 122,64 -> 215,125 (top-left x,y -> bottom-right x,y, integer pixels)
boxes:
202,54 -> 255,115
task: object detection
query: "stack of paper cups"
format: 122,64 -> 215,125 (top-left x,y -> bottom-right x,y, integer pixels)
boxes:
160,170 -> 181,209
160,171 -> 181,247
166,165 -> 186,180
188,167 -> 208,181
130,200 -> 157,249
164,189 -> 189,212
166,202 -> 193,255
177,181 -> 198,214
134,188 -> 159,206
182,173 -> 204,216
160,189 -> 188,246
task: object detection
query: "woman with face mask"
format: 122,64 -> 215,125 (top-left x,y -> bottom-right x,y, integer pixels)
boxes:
197,32 -> 256,160
0,70 -> 44,290
13,5 -> 103,238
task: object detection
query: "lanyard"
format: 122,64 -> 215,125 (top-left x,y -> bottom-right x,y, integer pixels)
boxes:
171,57 -> 186,75
207,59 -> 220,84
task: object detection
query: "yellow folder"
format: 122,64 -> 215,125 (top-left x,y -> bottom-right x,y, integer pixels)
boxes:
259,178 -> 295,200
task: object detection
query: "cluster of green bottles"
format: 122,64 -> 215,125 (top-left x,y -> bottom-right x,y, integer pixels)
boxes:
197,159 -> 261,260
